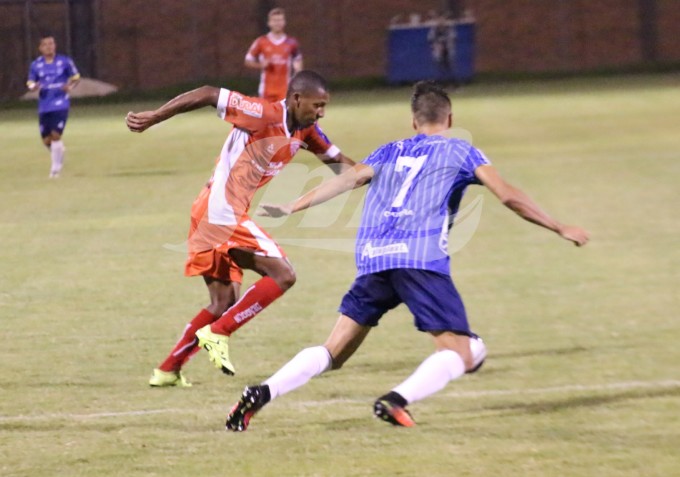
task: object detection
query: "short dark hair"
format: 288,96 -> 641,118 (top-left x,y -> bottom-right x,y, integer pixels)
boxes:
268,7 -> 285,18
411,81 -> 451,125
287,70 -> 328,97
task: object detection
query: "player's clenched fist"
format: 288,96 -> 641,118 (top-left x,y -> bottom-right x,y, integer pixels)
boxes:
557,225 -> 590,247
126,111 -> 157,133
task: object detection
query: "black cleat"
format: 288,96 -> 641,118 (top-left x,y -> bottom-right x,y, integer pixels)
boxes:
225,385 -> 271,432
373,391 -> 416,427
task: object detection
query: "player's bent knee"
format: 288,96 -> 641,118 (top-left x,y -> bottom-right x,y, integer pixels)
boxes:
433,331 -> 474,368
274,267 -> 296,291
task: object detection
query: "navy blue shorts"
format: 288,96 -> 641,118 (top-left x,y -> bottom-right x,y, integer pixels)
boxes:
39,110 -> 69,138
339,269 -> 471,335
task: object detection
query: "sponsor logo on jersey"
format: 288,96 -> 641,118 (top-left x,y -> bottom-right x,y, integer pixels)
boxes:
250,159 -> 285,177
361,242 -> 409,259
264,161 -> 285,177
250,160 -> 266,174
270,54 -> 288,65
233,302 -> 263,323
383,209 -> 414,218
229,92 -> 264,118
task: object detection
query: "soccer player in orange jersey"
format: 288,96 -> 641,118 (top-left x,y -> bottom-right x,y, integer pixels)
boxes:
126,71 -> 355,387
245,8 -> 303,102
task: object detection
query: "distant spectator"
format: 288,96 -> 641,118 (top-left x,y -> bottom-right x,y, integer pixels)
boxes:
427,14 -> 455,75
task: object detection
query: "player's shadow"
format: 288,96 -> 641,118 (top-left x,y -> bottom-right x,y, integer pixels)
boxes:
323,416 -> 376,431
479,386 -> 680,417
107,170 -> 178,177
492,345 -> 590,360
354,347 -> 591,376
476,346 -> 592,375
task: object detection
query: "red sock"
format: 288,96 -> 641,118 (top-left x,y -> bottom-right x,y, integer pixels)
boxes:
158,308 -> 217,372
210,276 -> 284,336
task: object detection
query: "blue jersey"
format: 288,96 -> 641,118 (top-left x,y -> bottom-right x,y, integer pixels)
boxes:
27,54 -> 80,113
356,134 -> 490,277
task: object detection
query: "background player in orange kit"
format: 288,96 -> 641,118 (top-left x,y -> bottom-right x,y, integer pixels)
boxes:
125,71 -> 355,387
245,8 -> 303,102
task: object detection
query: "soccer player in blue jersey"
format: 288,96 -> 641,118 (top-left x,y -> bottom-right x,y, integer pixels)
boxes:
26,35 -> 81,178
224,81 -> 589,431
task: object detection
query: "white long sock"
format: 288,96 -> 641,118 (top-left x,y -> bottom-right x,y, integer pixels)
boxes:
264,346 -> 332,400
50,140 -> 65,173
392,350 -> 465,404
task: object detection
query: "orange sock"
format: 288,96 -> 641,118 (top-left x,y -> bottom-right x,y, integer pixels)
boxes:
210,277 -> 284,335
158,308 -> 217,372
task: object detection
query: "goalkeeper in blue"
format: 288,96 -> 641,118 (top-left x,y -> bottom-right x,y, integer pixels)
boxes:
225,81 -> 589,430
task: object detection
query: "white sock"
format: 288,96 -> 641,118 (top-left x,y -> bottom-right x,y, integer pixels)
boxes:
50,140 -> 65,173
392,350 -> 465,404
264,346 -> 332,400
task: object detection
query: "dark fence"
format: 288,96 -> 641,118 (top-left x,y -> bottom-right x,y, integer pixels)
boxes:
2,0 -> 679,101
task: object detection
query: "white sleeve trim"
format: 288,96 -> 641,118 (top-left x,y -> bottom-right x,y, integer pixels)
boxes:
245,53 -> 256,62
477,148 -> 492,165
217,88 -> 230,119
321,145 -> 340,159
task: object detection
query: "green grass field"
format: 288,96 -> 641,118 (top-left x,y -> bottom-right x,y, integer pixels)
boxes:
1,74 -> 679,477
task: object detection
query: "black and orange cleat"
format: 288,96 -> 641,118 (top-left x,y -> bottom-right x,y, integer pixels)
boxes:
373,391 -> 416,427
225,385 -> 271,432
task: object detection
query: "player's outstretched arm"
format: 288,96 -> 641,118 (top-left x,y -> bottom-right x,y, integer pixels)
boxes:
475,164 -> 589,247
318,152 -> 357,175
258,163 -> 374,217
126,85 -> 220,133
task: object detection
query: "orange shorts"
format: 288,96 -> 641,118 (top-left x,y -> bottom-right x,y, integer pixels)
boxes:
184,218 -> 286,284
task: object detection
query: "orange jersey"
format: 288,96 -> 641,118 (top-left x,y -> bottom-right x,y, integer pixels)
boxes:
187,88 -> 339,256
246,34 -> 301,101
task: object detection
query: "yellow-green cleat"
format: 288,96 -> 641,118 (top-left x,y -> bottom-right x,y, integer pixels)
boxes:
148,368 -> 192,388
195,325 -> 236,376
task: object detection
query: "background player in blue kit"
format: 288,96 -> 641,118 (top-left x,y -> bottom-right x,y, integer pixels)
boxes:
26,35 -> 80,178
224,81 -> 590,431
